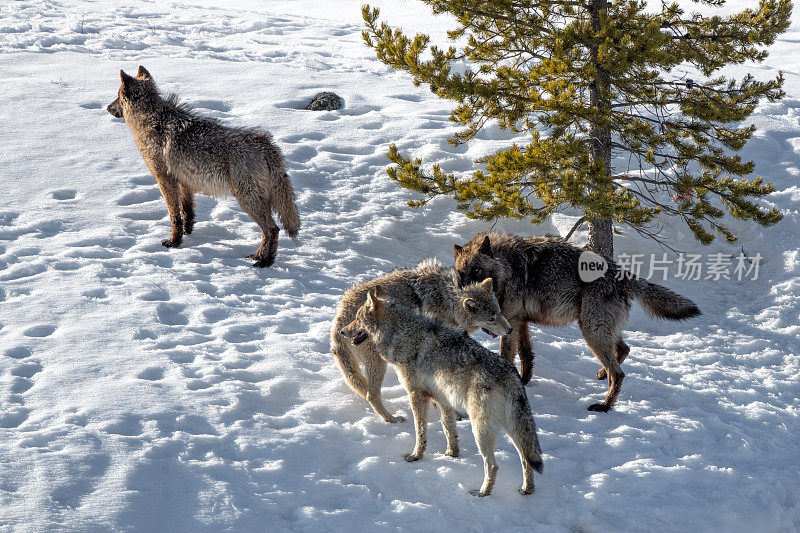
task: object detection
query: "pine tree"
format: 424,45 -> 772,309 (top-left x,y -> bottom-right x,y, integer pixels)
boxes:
362,0 -> 790,257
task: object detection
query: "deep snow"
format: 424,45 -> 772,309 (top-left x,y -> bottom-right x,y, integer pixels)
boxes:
0,1 -> 799,531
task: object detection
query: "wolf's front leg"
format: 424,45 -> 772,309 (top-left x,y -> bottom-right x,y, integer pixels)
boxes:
403,390 -> 430,462
499,328 -> 519,365
365,356 -> 405,423
432,399 -> 459,457
154,175 -> 183,247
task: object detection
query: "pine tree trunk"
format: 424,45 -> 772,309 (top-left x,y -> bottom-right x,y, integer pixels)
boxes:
587,0 -> 614,259
587,219 -> 613,258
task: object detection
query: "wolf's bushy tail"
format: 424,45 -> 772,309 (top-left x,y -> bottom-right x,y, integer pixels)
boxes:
507,390 -> 543,474
273,173 -> 300,240
331,329 -> 368,400
626,277 -> 700,320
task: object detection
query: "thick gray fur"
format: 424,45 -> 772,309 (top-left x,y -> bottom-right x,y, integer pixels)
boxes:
340,292 -> 543,497
107,66 -> 299,267
454,232 -> 700,412
330,258 -> 511,423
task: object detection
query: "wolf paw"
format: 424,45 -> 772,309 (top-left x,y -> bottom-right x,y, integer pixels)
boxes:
444,448 -> 460,458
385,415 -> 406,423
469,489 -> 489,497
587,402 -> 611,412
161,238 -> 181,248
252,256 -> 275,268
596,368 -> 607,380
183,222 -> 194,235
518,486 -> 534,495
403,453 -> 421,462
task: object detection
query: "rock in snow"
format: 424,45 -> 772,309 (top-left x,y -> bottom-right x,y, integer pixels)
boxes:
306,92 -> 344,111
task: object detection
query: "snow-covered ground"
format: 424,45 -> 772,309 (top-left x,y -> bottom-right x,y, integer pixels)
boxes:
1,1 -> 799,531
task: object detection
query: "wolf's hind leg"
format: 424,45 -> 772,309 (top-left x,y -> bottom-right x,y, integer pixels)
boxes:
509,432 -> 535,495
583,330 -> 625,412
596,338 -> 630,380
469,424 -> 498,496
154,175 -> 183,248
237,192 -> 279,267
364,354 -> 404,423
179,184 -> 195,234
404,391 -> 430,461
432,399 -> 459,457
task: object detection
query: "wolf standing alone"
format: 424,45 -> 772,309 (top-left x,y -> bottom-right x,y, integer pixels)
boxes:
107,66 -> 300,267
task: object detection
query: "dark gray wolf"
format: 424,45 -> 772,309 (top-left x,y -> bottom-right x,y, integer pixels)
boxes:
331,258 -> 511,422
107,66 -> 299,267
340,288 -> 543,496
454,232 -> 700,412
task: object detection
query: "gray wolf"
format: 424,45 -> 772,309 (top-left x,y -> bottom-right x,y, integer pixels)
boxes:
454,232 -> 700,412
107,66 -> 299,267
340,288 -> 543,496
330,258 -> 511,422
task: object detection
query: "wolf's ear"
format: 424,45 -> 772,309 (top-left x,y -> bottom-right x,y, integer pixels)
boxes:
366,290 -> 385,317
463,298 -> 478,313
137,65 -> 152,80
478,235 -> 492,257
479,277 -> 493,292
120,70 -> 135,91
374,285 -> 387,299
454,244 -> 463,256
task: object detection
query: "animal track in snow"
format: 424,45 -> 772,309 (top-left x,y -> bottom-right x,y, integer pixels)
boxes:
194,100 -> 232,112
5,346 -> 32,359
222,325 -> 263,344
52,189 -> 77,200
10,377 -> 34,394
0,407 -> 30,429
54,260 -> 83,271
103,414 -> 144,436
137,367 -> 165,381
23,324 -> 56,338
116,188 -> 162,206
139,287 -> 169,301
282,132 -> 325,143
11,360 -> 42,378
156,303 -> 188,326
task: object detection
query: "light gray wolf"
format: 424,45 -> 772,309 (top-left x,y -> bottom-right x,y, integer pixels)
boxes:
331,259 -> 511,422
454,232 -> 700,412
340,288 -> 543,496
107,66 -> 299,267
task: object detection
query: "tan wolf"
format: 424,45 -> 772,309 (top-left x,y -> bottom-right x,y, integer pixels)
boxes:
340,288 -> 544,496
107,66 -> 299,267
330,258 -> 511,422
454,232 -> 700,412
